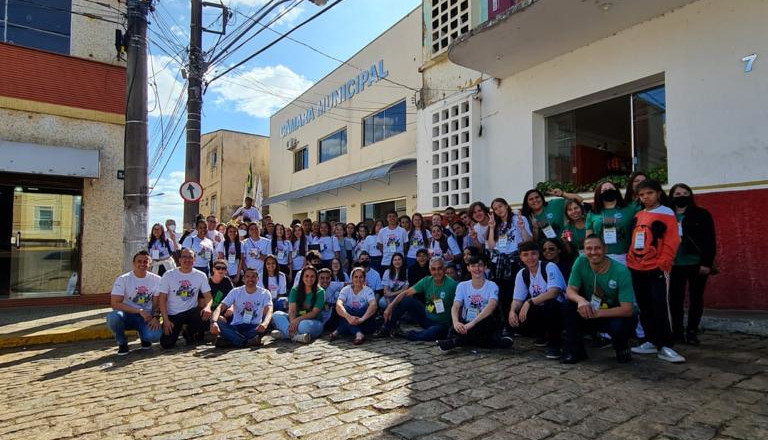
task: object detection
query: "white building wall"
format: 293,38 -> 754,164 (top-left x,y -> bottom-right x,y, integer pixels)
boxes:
422,0 -> 768,206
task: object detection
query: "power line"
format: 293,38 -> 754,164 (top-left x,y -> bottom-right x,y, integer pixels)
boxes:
208,0 -> 345,85
13,0 -> 126,25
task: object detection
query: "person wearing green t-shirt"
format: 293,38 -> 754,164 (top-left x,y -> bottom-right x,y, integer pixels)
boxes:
522,188 -> 583,244
585,181 -> 636,266
563,235 -> 636,364
373,257 -> 456,341
562,199 -> 587,255
271,266 -> 325,344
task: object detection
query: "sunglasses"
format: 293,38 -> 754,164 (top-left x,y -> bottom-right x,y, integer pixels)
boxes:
214,266 -> 227,270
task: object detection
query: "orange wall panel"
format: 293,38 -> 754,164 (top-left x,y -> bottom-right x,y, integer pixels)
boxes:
0,43 -> 125,115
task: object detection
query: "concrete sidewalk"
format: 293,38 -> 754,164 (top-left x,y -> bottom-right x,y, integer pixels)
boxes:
0,305 -> 766,349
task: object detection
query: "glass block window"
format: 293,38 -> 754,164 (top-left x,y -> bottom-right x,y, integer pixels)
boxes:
430,0 -> 470,55
430,98 -> 472,209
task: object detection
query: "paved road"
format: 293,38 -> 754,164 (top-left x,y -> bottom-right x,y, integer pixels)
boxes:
0,332 -> 766,440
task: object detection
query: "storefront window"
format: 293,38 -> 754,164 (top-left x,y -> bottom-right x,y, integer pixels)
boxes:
545,85 -> 667,191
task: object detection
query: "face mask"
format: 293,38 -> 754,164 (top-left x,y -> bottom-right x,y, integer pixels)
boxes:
167,224 -> 175,232
673,196 -> 691,208
359,260 -> 370,268
601,189 -> 620,202
238,229 -> 247,238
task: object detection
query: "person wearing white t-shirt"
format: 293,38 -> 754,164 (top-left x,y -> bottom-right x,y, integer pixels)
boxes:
331,267 -> 378,345
405,213 -> 431,268
356,252 -> 383,297
231,196 -> 263,223
205,215 -> 224,245
181,220 -> 215,275
158,249 -> 213,348
240,222 -> 270,274
210,268 -> 272,348
376,212 -> 408,271
259,255 -> 289,312
510,241 -> 567,360
317,269 -> 345,330
106,251 -> 163,355
437,256 -> 506,351
317,221 -> 340,268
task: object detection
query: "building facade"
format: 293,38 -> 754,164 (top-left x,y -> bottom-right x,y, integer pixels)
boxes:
0,0 -> 125,300
265,6 -> 422,225
200,129 -> 270,222
417,0 -> 768,309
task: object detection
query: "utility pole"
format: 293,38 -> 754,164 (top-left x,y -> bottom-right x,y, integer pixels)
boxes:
184,0 -> 204,227
123,0 -> 150,271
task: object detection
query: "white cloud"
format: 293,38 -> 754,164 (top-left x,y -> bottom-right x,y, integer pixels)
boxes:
148,54 -> 186,119
148,170 -> 186,233
207,64 -> 313,118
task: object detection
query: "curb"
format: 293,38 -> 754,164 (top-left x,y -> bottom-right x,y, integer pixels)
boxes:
0,325 -> 136,349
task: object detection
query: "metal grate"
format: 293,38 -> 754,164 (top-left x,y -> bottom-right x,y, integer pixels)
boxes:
430,98 -> 472,209
430,0 -> 470,55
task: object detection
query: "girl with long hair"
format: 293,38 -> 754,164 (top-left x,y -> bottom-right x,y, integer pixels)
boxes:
216,225 -> 242,284
270,266 -> 325,343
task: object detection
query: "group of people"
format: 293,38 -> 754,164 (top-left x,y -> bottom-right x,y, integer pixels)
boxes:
107,172 -> 716,365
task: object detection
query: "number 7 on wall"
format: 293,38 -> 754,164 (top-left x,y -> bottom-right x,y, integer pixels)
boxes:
742,54 -> 757,73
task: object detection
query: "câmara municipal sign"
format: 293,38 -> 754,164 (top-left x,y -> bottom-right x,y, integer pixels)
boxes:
280,59 -> 389,138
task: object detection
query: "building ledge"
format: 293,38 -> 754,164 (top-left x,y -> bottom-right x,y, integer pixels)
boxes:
447,0 -> 698,78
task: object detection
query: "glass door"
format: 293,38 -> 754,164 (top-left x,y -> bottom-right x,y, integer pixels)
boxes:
4,186 -> 82,298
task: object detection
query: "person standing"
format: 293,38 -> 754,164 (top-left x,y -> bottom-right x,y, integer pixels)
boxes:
668,183 -> 716,345
206,215 -> 224,245
216,225 -> 242,285
405,213 -> 431,268
148,223 -> 176,276
377,211 -> 408,276
106,251 -> 163,355
240,222 -> 270,275
210,268 -> 272,348
586,181 -> 635,266
181,220 -> 215,275
231,196 -> 262,223
628,180 -> 684,363
158,249 -> 213,348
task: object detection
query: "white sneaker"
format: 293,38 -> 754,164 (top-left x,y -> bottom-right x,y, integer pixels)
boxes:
270,330 -> 284,339
631,341 -> 658,354
292,333 -> 311,344
657,346 -> 686,363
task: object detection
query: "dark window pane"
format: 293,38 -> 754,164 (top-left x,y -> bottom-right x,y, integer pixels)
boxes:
632,86 -> 667,181
363,116 -> 374,146
319,129 -> 347,163
6,24 -> 69,54
385,100 -> 406,137
8,0 -> 71,35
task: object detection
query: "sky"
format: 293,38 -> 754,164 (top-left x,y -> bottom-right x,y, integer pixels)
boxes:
146,0 -> 421,229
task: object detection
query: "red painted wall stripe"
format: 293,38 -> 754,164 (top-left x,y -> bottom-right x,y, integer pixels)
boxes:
698,188 -> 768,310
0,43 -> 125,115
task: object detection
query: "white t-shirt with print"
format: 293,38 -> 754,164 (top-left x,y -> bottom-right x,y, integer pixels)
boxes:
215,241 -> 240,276
317,236 -> 340,260
111,271 -> 162,312
376,226 -> 408,266
338,285 -> 375,312
181,235 -> 214,268
513,261 -> 566,303
493,214 -> 532,254
159,268 -> 211,315
257,273 -> 287,300
272,240 -> 293,265
473,223 -> 489,245
406,230 -> 431,259
382,269 -> 409,293
454,279 -> 499,322
221,285 -> 272,326
232,206 -> 262,222
292,240 -> 307,270
241,237 -> 270,272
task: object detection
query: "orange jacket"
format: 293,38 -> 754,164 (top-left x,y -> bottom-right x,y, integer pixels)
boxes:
627,207 -> 680,273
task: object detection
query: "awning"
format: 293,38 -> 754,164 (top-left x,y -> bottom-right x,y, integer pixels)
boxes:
0,140 -> 100,178
264,158 -> 415,205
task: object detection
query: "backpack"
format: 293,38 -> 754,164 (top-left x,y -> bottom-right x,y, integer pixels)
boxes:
522,262 -> 548,291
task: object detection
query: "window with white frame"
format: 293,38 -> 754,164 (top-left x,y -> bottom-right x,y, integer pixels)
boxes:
35,206 -> 53,230
430,0 -> 470,55
430,98 -> 472,209
363,100 -> 407,146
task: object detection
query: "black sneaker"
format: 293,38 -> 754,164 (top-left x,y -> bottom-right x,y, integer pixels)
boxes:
140,340 -> 152,350
616,349 -> 632,363
561,351 -> 587,364
372,328 -> 392,339
545,347 -> 562,360
117,344 -> 129,356
685,332 -> 700,346
534,337 -> 548,347
500,328 -> 514,344
214,337 -> 233,349
437,339 -> 457,352
391,327 -> 406,339
591,336 -> 612,349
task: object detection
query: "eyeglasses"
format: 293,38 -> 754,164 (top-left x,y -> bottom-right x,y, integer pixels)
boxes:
214,266 -> 227,270
542,247 -> 558,251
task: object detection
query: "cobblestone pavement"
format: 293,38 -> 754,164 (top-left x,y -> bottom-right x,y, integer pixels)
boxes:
0,331 -> 766,440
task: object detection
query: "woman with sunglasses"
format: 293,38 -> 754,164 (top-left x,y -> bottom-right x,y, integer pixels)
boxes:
216,225 -> 242,285
541,238 -> 574,281
209,259 -> 234,322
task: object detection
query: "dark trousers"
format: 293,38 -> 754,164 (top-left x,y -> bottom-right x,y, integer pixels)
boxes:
518,299 -> 562,348
631,268 -> 674,348
447,315 -> 498,348
382,296 -> 448,341
160,307 -> 205,349
219,322 -> 266,347
669,265 -> 709,337
495,277 -> 516,332
336,306 -> 377,336
563,302 -> 635,355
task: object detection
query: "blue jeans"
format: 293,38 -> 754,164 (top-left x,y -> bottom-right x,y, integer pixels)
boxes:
336,305 -> 377,336
271,311 -> 323,340
106,310 -> 163,346
382,296 -> 449,341
273,297 -> 289,313
218,322 -> 266,347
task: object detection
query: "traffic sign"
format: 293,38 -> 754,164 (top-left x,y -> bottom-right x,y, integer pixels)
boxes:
180,181 -> 203,202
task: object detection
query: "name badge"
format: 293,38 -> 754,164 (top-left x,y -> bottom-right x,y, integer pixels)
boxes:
603,227 -> 618,245
388,243 -> 397,252
150,249 -> 160,260
678,222 -> 683,237
269,288 -> 277,299
242,309 -> 254,324
634,232 -> 646,250
277,250 -> 285,260
590,295 -> 602,311
249,249 -> 259,259
203,250 -> 211,260
466,307 -> 479,322
542,225 -> 557,239
434,299 -> 445,314
497,235 -> 508,250
228,254 -> 236,264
